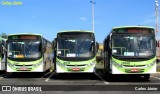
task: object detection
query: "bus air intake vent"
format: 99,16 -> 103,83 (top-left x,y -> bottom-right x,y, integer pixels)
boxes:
15,65 -> 33,66
67,64 -> 86,66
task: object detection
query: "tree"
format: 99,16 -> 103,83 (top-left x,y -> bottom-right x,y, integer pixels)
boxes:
0,32 -> 7,39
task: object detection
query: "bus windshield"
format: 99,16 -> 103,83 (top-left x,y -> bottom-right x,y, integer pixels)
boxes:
112,35 -> 155,57
57,38 -> 95,57
8,41 -> 41,59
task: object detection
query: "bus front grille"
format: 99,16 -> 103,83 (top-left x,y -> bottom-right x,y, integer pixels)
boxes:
123,65 -> 146,67
15,65 -> 33,66
66,64 -> 86,66
16,70 -> 32,71
16,68 -> 32,71
125,69 -> 145,73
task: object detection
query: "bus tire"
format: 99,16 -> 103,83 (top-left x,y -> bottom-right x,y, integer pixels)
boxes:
12,72 -> 19,76
104,71 -> 112,81
143,74 -> 150,80
0,70 -> 6,74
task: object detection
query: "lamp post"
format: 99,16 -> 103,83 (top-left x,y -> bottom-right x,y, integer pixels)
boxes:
90,0 -> 95,33
155,0 -> 159,37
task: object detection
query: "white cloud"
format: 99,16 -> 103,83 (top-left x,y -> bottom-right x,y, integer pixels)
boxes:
80,17 -> 87,21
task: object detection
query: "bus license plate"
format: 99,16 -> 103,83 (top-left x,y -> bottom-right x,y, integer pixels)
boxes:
131,68 -> 139,72
72,68 -> 80,71
20,68 -> 27,70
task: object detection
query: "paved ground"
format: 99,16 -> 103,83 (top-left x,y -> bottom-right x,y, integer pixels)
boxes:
0,70 -> 160,94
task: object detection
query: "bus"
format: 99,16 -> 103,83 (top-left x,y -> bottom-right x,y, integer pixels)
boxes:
7,33 -> 53,74
53,30 -> 97,73
103,26 -> 156,80
0,37 -> 7,72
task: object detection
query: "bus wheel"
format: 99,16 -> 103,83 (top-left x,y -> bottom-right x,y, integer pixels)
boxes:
12,72 -> 19,76
0,70 -> 6,74
143,74 -> 150,80
104,71 -> 112,81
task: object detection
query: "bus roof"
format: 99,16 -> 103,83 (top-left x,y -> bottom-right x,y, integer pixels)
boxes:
8,33 -> 42,36
58,30 -> 94,33
112,26 -> 154,29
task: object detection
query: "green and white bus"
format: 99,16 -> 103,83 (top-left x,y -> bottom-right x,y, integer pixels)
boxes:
103,26 -> 156,80
0,37 -> 7,72
54,30 -> 97,73
7,33 -> 53,73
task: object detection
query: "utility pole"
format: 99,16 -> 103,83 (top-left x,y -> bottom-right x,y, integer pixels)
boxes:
155,0 -> 159,37
90,0 -> 95,33
155,0 -> 160,61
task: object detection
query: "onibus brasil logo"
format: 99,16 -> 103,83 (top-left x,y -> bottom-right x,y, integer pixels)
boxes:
1,0 -> 23,6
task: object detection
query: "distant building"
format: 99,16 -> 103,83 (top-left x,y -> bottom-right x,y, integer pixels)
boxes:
96,43 -> 103,63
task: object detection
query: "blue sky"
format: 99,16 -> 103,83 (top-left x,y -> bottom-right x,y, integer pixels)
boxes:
0,0 -> 159,42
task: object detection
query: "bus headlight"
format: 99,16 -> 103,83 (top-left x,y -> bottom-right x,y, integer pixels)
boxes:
33,60 -> 43,67
146,60 -> 156,67
57,61 -> 65,67
87,60 -> 96,67
89,62 -> 95,66
8,63 -> 14,67
111,60 -> 123,68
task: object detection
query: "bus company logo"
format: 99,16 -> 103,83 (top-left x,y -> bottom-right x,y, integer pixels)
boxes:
122,61 -> 130,65
64,62 -> 70,65
2,86 -> 11,91
14,62 -> 19,65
